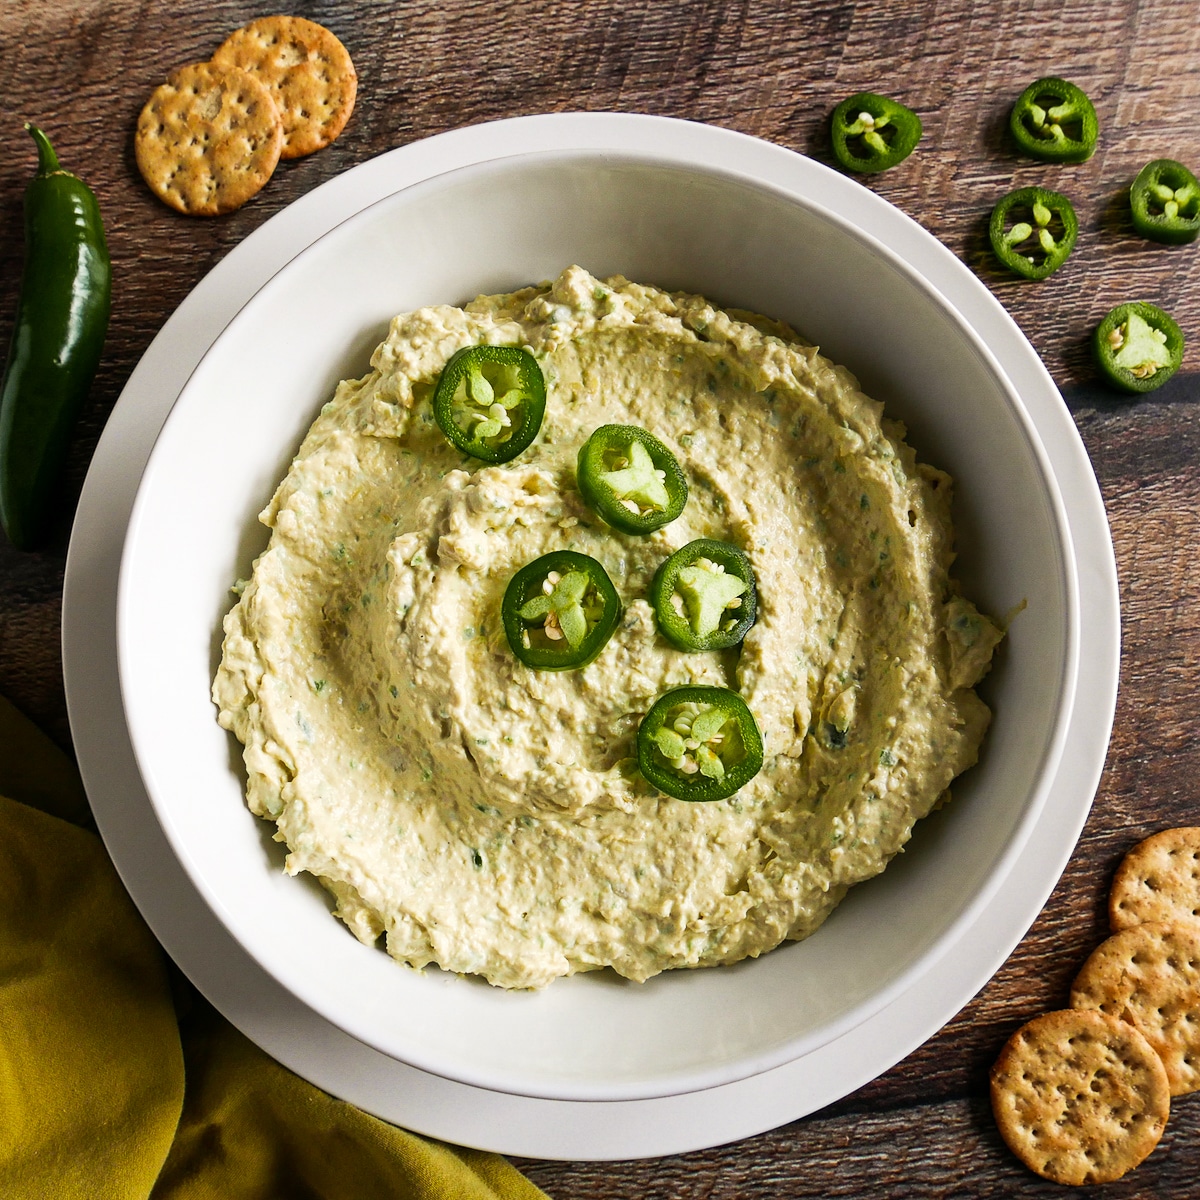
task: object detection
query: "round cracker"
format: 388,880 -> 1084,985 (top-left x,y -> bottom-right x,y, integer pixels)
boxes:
1110,826 -> 1200,932
1071,921 -> 1200,1096
136,61 -> 283,216
990,1008 -> 1169,1185
211,15 -> 357,159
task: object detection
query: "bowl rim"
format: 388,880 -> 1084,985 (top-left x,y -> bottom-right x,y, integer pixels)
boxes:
116,143 -> 1081,1102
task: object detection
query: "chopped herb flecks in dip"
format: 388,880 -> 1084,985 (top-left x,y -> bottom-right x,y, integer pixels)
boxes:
213,266 -> 1002,989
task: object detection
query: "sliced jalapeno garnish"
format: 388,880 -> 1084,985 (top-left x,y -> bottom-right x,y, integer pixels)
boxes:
989,187 -> 1078,280
830,92 -> 922,174
501,551 -> 621,670
650,539 -> 757,652
1009,77 -> 1098,164
637,686 -> 764,802
576,424 -> 688,534
432,344 -> 546,463
1130,159 -> 1200,245
1093,302 -> 1184,394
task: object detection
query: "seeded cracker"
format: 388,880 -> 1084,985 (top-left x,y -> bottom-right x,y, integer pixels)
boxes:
212,16 -> 357,159
135,62 -> 283,216
1070,921 -> 1200,1096
990,1008 -> 1169,1185
1110,826 -> 1200,932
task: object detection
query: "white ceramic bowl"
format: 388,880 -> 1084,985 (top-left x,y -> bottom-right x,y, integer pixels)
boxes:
118,148 -> 1079,1103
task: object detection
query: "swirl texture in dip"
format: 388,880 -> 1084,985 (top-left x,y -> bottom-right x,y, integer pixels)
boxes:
213,265 -> 1002,989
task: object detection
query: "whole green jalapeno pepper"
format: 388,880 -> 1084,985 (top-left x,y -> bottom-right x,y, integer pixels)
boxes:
830,93 -> 922,174
1009,77 -> 1098,164
1129,159 -> 1200,244
1093,302 -> 1184,394
0,124 -> 111,550
432,344 -> 546,463
637,686 -> 764,802
989,187 -> 1078,280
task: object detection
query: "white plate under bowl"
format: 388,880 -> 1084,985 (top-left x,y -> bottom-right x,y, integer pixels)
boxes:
116,142 -> 1078,1103
67,112 -> 1118,1158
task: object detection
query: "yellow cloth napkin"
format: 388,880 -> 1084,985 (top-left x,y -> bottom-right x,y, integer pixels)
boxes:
0,695 -> 548,1200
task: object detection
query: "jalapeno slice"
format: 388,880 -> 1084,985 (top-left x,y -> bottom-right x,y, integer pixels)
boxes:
830,92 -> 922,174
989,188 -> 1078,280
576,424 -> 688,534
432,344 -> 546,463
1009,77 -> 1098,164
637,686 -> 764,802
1093,302 -> 1184,394
1130,159 -> 1200,245
501,551 -> 621,670
650,539 -> 757,652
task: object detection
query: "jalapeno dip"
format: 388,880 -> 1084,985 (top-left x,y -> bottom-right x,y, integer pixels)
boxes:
213,265 -> 1003,990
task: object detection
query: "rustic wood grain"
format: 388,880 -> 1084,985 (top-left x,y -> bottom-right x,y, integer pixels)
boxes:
3,0 -> 1199,1194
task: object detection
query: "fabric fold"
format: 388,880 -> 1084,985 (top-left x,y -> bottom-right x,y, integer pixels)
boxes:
0,693 -> 548,1199
152,1005 -> 547,1200
0,794 -> 185,1200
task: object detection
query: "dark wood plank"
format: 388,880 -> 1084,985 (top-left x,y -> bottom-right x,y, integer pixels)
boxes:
3,1 -> 1199,1194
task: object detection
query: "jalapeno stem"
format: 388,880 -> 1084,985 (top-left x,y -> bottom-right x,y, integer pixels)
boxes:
27,123 -> 62,175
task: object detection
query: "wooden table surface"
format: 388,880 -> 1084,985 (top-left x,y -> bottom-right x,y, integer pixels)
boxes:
3,0 -> 1199,1194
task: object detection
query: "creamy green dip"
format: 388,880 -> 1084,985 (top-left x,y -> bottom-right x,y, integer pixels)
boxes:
213,265 -> 1002,989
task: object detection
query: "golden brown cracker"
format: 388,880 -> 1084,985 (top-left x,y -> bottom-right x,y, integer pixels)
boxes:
989,1008 -> 1169,1186
1110,826 -> 1200,933
1070,921 -> 1200,1096
136,61 -> 283,216
211,15 -> 356,159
